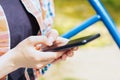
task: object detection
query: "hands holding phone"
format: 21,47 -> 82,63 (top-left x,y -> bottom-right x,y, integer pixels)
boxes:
12,29 -> 77,68
0,29 -> 78,78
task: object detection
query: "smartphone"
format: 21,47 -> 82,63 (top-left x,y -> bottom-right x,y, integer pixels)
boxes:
43,33 -> 100,52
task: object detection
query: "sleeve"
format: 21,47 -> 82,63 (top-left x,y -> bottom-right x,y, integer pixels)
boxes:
0,5 -> 10,56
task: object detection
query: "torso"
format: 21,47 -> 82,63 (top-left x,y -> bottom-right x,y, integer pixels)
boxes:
0,0 -> 39,48
0,0 -> 39,80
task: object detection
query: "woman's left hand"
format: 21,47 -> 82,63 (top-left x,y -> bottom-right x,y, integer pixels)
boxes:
42,29 -> 79,64
51,37 -> 79,64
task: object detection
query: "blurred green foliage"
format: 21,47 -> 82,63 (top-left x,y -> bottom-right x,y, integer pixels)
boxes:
102,0 -> 120,24
103,0 -> 120,10
54,0 -> 120,25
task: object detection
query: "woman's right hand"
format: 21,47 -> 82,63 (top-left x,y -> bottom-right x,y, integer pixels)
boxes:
0,33 -> 78,78
9,36 -> 64,69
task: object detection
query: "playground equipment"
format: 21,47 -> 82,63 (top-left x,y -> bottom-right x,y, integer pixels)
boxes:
42,0 -> 120,75
62,0 -> 120,48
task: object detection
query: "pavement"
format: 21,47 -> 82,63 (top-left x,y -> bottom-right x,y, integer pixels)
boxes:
66,45 -> 120,80
44,45 -> 120,80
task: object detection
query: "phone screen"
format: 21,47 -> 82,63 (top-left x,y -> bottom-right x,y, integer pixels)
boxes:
43,33 -> 100,51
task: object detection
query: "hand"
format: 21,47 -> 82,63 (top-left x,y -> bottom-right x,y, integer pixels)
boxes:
41,29 -> 79,64
50,37 -> 79,64
10,35 -> 65,69
0,29 -> 78,78
0,29 -> 63,78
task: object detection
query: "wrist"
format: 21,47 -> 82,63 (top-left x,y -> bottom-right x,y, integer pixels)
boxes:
0,49 -> 18,78
7,49 -> 19,69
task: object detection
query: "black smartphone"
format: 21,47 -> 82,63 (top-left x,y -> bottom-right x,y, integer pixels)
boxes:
43,33 -> 100,52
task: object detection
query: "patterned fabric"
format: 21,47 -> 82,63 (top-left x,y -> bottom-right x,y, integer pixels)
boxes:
21,0 -> 55,34
0,5 -> 10,56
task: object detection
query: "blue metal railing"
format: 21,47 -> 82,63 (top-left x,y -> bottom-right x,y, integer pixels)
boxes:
62,0 -> 120,48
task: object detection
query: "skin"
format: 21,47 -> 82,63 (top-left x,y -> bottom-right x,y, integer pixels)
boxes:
0,29 -> 78,78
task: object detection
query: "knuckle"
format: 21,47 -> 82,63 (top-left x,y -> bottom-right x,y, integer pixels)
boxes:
35,64 -> 44,69
51,29 -> 59,35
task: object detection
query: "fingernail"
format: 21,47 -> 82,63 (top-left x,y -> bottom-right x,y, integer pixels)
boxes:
48,37 -> 54,46
48,40 -> 52,46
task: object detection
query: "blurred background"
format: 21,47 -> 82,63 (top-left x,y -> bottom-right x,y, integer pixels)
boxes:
40,0 -> 120,80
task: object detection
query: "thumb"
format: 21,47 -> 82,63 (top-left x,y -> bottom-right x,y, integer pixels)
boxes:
27,36 -> 52,46
47,29 -> 59,43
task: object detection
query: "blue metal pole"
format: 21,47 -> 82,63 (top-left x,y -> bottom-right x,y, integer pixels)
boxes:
62,15 -> 101,38
89,0 -> 120,48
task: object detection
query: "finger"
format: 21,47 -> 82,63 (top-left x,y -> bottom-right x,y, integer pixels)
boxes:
65,47 -> 78,57
67,51 -> 74,57
52,57 -> 62,64
54,37 -> 69,46
35,64 -> 44,69
61,54 -> 67,60
27,36 -> 52,46
35,44 -> 41,50
36,60 -> 53,69
73,47 -> 79,51
34,51 -> 64,62
47,29 -> 59,44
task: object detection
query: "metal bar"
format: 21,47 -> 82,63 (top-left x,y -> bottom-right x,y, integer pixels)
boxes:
89,0 -> 120,48
62,15 -> 101,38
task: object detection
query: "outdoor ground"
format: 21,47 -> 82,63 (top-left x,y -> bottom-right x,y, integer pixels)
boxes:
40,44 -> 119,80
